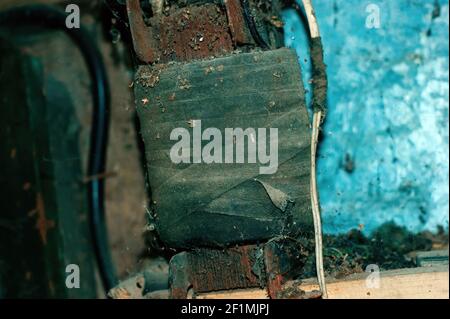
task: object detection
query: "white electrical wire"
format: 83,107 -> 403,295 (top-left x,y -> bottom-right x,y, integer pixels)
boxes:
302,0 -> 320,38
311,110 -> 327,299
300,0 -> 329,299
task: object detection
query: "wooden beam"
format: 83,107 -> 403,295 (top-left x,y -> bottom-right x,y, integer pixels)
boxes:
196,266 -> 449,299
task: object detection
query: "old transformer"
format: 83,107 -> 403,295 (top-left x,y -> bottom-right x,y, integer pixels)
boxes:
128,0 -> 318,298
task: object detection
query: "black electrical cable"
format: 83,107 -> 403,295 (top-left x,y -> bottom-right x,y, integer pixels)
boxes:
0,5 -> 117,293
285,1 -> 310,35
240,0 -> 270,50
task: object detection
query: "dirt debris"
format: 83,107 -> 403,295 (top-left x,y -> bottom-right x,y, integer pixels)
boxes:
177,75 -> 192,90
296,222 -> 447,280
136,65 -> 164,88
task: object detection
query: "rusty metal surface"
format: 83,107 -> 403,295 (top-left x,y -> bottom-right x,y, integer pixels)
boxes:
126,1 -> 286,64
264,239 -> 308,299
126,0 -> 158,63
188,246 -> 261,292
168,240 -> 312,299
169,245 -> 262,298
155,4 -> 233,63
127,1 -> 233,63
224,0 -> 253,45
264,241 -> 285,299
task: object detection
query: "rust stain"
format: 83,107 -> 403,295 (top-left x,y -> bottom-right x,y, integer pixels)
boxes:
224,0 -> 252,45
264,246 -> 284,299
126,0 -> 158,63
35,193 -> 55,245
157,4 -> 233,63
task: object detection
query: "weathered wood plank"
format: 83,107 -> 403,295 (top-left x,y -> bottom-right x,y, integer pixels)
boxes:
196,266 -> 449,299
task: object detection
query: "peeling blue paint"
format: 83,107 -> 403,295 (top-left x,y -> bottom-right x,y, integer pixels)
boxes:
284,0 -> 449,234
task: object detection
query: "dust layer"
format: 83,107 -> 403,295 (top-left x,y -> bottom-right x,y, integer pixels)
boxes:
295,222 -> 448,279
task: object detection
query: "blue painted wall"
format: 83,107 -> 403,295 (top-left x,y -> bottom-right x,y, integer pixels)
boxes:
283,0 -> 449,234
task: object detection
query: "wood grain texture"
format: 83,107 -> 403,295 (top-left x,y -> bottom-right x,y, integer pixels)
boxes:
197,266 -> 449,299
